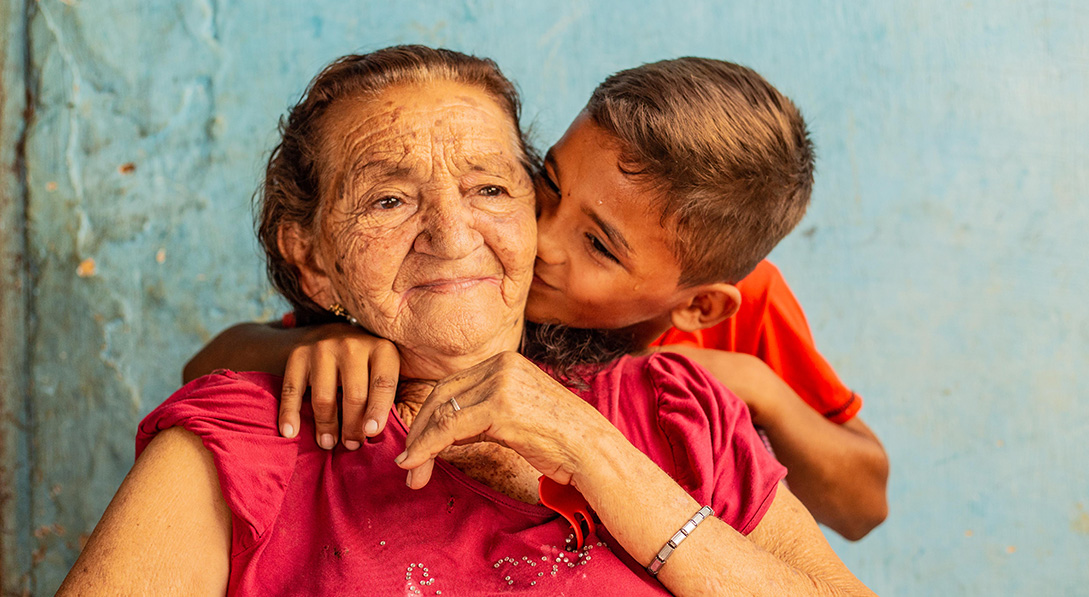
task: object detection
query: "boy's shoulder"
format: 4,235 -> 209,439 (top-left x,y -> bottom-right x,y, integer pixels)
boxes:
735,259 -> 787,301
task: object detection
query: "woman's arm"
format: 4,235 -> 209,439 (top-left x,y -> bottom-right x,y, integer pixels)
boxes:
664,346 -> 889,540
57,427 -> 231,595
397,352 -> 875,596
576,429 -> 874,595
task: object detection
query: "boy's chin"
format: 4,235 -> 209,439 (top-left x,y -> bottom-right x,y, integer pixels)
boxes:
523,294 -> 562,325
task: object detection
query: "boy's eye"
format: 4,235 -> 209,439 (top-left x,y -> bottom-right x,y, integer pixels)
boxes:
586,233 -> 620,264
539,168 -> 560,195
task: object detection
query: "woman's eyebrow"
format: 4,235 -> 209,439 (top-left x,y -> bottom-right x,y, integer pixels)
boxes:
461,152 -> 521,178
351,159 -> 417,182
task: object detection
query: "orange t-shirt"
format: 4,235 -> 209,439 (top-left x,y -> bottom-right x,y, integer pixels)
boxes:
654,260 -> 861,424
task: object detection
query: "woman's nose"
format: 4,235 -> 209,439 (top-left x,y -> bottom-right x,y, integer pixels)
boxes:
414,193 -> 482,259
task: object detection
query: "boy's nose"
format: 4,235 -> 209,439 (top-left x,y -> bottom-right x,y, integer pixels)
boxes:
534,208 -> 566,265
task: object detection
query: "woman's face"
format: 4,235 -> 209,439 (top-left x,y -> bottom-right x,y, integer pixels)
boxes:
305,81 -> 536,370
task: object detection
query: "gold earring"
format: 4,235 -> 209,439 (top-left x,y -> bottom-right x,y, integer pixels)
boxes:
327,303 -> 359,325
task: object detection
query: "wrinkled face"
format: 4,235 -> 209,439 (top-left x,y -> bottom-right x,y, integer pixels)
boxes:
527,112 -> 688,331
310,81 -> 536,366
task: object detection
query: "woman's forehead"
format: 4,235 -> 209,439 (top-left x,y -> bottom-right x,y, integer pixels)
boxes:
319,82 -> 522,173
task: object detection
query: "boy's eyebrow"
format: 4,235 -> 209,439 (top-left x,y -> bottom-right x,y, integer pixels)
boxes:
543,151 -> 559,180
584,207 -> 632,257
546,148 -> 633,257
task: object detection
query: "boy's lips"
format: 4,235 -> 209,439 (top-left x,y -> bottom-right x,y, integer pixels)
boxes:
531,273 -> 558,291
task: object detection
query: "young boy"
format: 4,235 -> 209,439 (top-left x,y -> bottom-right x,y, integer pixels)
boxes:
185,57 -> 888,540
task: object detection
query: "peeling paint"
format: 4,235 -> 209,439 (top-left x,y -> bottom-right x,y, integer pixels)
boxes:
1073,503 -> 1089,535
75,257 -> 94,277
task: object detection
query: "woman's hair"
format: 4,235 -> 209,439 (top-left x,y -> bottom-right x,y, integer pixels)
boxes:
585,57 -> 815,286
257,45 -> 535,324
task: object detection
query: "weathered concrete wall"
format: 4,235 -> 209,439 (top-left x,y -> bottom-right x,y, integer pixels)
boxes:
1,1 -> 32,594
2,0 -> 1087,594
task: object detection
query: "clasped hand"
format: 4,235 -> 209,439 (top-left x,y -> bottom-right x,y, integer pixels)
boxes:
395,352 -> 611,490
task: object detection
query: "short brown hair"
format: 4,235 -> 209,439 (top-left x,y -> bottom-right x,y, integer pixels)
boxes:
257,45 -> 534,324
586,57 -> 814,286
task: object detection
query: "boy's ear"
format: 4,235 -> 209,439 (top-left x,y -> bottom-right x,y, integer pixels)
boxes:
277,223 -> 335,308
669,283 -> 742,333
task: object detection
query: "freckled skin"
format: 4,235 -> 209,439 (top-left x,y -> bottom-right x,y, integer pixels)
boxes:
310,82 -> 537,380
397,381 -> 542,503
527,113 -> 693,339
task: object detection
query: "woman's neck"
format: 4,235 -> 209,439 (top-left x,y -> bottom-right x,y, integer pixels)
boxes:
394,379 -> 436,428
394,325 -> 525,381
393,379 -> 542,504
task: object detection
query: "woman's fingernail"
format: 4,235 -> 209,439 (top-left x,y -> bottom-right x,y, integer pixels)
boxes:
394,451 -> 407,465
405,470 -> 414,488
320,434 -> 335,450
365,419 -> 379,436
344,440 -> 361,451
282,423 -> 295,438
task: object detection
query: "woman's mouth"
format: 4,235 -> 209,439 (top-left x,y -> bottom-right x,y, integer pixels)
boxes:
412,276 -> 499,294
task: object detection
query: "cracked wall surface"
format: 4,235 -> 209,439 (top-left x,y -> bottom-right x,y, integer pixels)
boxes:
3,0 -> 1089,594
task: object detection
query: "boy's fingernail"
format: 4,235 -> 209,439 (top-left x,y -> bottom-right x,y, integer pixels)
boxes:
365,419 -> 379,436
282,423 -> 295,438
344,440 -> 361,451
394,451 -> 407,465
320,434 -> 335,450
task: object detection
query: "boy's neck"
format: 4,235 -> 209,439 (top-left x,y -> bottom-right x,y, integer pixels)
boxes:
617,315 -> 675,352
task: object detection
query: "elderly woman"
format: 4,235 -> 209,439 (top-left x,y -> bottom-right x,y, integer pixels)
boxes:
61,46 -> 872,595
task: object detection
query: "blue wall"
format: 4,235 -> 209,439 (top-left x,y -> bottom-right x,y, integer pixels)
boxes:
3,0 -> 1087,594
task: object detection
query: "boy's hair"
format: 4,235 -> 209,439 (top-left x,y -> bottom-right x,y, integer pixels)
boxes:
586,57 -> 814,286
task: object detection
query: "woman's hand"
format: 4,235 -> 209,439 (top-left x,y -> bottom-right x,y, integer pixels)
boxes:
395,351 -> 614,489
279,323 -> 401,451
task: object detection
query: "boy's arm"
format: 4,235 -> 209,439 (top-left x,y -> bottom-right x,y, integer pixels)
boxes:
663,346 -> 889,541
183,322 -> 300,383
183,321 -> 400,450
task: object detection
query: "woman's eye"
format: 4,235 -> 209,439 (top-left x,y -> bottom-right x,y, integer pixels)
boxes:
586,233 -> 620,264
374,196 -> 403,210
480,185 -> 508,197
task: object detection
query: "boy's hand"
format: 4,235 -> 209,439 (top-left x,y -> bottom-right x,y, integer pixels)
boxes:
278,323 -> 400,450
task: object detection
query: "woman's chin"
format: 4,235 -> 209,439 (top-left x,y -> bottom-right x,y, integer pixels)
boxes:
400,304 -> 522,356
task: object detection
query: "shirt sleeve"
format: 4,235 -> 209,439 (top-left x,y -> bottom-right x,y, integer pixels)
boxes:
136,371 -> 298,553
734,261 -> 862,423
645,353 -> 787,535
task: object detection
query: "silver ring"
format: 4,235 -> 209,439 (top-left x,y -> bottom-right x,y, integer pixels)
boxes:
449,397 -> 462,412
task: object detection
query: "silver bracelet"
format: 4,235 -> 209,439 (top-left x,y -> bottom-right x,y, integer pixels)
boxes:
646,505 -> 714,576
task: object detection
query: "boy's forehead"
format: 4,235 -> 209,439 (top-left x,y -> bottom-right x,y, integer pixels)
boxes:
546,126 -> 679,270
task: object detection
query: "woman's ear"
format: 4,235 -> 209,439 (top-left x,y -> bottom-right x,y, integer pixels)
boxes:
278,222 -> 335,307
669,283 -> 742,332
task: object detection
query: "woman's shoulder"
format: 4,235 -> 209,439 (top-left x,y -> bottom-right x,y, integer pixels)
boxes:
587,353 -> 749,426
600,352 -> 740,397
136,370 -> 299,549
137,370 -> 286,456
